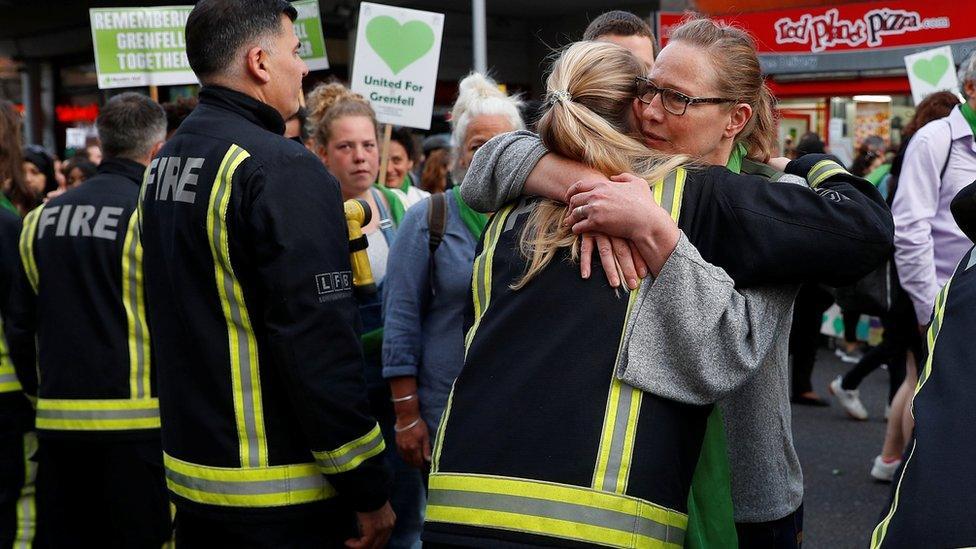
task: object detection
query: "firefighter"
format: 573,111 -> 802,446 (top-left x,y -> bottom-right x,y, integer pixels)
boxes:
870,180 -> 976,549
137,1 -> 392,547
0,205 -> 33,548
6,92 -> 171,547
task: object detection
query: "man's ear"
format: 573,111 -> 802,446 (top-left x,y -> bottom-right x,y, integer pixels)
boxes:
725,103 -> 753,139
244,45 -> 271,84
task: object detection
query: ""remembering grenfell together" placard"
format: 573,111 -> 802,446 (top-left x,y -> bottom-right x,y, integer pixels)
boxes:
89,1 -> 329,90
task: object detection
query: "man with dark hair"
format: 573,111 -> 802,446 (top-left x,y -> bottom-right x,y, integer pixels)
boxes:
7,91 -> 171,547
139,1 -> 393,547
582,10 -> 656,68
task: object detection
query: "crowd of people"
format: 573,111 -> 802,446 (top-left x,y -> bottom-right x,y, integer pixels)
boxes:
0,0 -> 974,548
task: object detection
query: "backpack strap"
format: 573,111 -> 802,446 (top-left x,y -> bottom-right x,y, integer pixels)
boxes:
939,118 -> 953,182
427,193 -> 448,297
740,157 -> 785,181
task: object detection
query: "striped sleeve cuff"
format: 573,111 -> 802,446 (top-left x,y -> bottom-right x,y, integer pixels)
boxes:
313,423 -> 386,475
806,159 -> 849,188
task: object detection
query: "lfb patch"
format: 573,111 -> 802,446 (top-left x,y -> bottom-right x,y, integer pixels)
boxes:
316,271 -> 352,296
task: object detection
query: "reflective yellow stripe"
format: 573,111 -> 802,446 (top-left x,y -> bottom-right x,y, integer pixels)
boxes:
14,431 -> 36,549
164,452 -> 336,508
464,203 -> 516,352
0,313 -> 22,393
312,423 -> 385,474
427,472 -> 686,548
806,159 -> 848,188
121,211 -> 152,399
435,204 -> 516,473
19,206 -> 43,294
915,280 -> 952,394
207,145 -> 268,468
35,398 -> 160,431
871,277 -> 953,548
593,170 -> 684,494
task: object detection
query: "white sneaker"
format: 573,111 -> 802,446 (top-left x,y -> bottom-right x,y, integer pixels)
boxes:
871,455 -> 902,482
835,347 -> 863,364
829,376 -> 869,420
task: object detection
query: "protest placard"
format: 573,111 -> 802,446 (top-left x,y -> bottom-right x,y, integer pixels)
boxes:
350,2 -> 444,130
904,46 -> 960,105
90,2 -> 329,90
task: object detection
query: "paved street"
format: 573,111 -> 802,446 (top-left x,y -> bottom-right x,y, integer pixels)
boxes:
792,346 -> 898,548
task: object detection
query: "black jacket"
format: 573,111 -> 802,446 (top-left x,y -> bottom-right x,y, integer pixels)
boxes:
7,157 -> 158,440
139,86 -> 388,519
678,154 -> 893,288
0,207 -> 31,431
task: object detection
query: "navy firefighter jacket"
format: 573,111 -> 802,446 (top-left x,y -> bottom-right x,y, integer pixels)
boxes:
138,85 -> 389,519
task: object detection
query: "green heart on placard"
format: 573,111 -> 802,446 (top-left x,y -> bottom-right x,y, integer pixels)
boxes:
365,16 -> 435,75
913,55 -> 950,87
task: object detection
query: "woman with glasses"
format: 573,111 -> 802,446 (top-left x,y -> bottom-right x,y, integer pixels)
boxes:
456,18 -> 892,548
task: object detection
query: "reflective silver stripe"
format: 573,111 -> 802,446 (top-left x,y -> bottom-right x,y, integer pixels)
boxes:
211,146 -> 262,467
165,468 -> 326,496
314,429 -> 385,472
36,407 -> 159,420
0,372 -> 18,385
658,172 -> 678,216
601,383 -> 636,493
124,212 -> 149,398
428,488 -> 685,546
967,248 -> 976,272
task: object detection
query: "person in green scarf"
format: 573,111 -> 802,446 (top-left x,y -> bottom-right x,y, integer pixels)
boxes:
383,126 -> 431,208
381,72 -> 523,478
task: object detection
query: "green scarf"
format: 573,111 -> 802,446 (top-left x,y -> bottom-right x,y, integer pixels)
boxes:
961,103 -> 976,137
399,172 -> 415,194
866,163 -> 892,186
0,193 -> 18,216
725,142 -> 747,174
451,188 -> 489,239
682,146 -> 746,549
371,184 -> 406,226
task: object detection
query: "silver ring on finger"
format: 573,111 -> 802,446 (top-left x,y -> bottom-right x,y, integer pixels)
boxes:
574,205 -> 588,218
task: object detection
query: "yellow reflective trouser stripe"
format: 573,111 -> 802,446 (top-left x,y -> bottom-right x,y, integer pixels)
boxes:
0,314 -> 22,393
432,204 -> 516,474
312,423 -> 385,474
163,452 -> 336,508
35,398 -> 160,430
870,277 -> 953,549
427,472 -> 687,548
593,170 -> 685,494
121,211 -> 152,400
207,144 -> 268,468
14,431 -> 37,549
806,159 -> 848,188
19,206 -> 42,294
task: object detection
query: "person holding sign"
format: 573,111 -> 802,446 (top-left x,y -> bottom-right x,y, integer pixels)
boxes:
137,1 -> 393,547
306,83 -> 421,549
383,126 -> 429,207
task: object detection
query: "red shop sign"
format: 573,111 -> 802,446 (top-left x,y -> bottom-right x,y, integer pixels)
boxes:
658,0 -> 972,54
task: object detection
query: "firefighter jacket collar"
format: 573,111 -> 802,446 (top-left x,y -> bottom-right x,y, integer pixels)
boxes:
95,156 -> 147,186
198,85 -> 286,136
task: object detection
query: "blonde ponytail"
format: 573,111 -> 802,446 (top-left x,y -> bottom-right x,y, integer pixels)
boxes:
306,82 -> 377,147
513,41 -> 687,289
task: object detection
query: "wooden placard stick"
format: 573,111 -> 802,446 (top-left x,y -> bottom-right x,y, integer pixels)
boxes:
377,123 -> 393,187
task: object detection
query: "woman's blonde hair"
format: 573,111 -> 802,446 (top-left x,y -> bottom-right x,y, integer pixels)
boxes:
513,41 -> 686,289
306,82 -> 377,147
670,18 -> 777,161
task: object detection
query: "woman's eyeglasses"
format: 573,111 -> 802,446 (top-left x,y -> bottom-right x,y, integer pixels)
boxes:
635,76 -> 735,116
